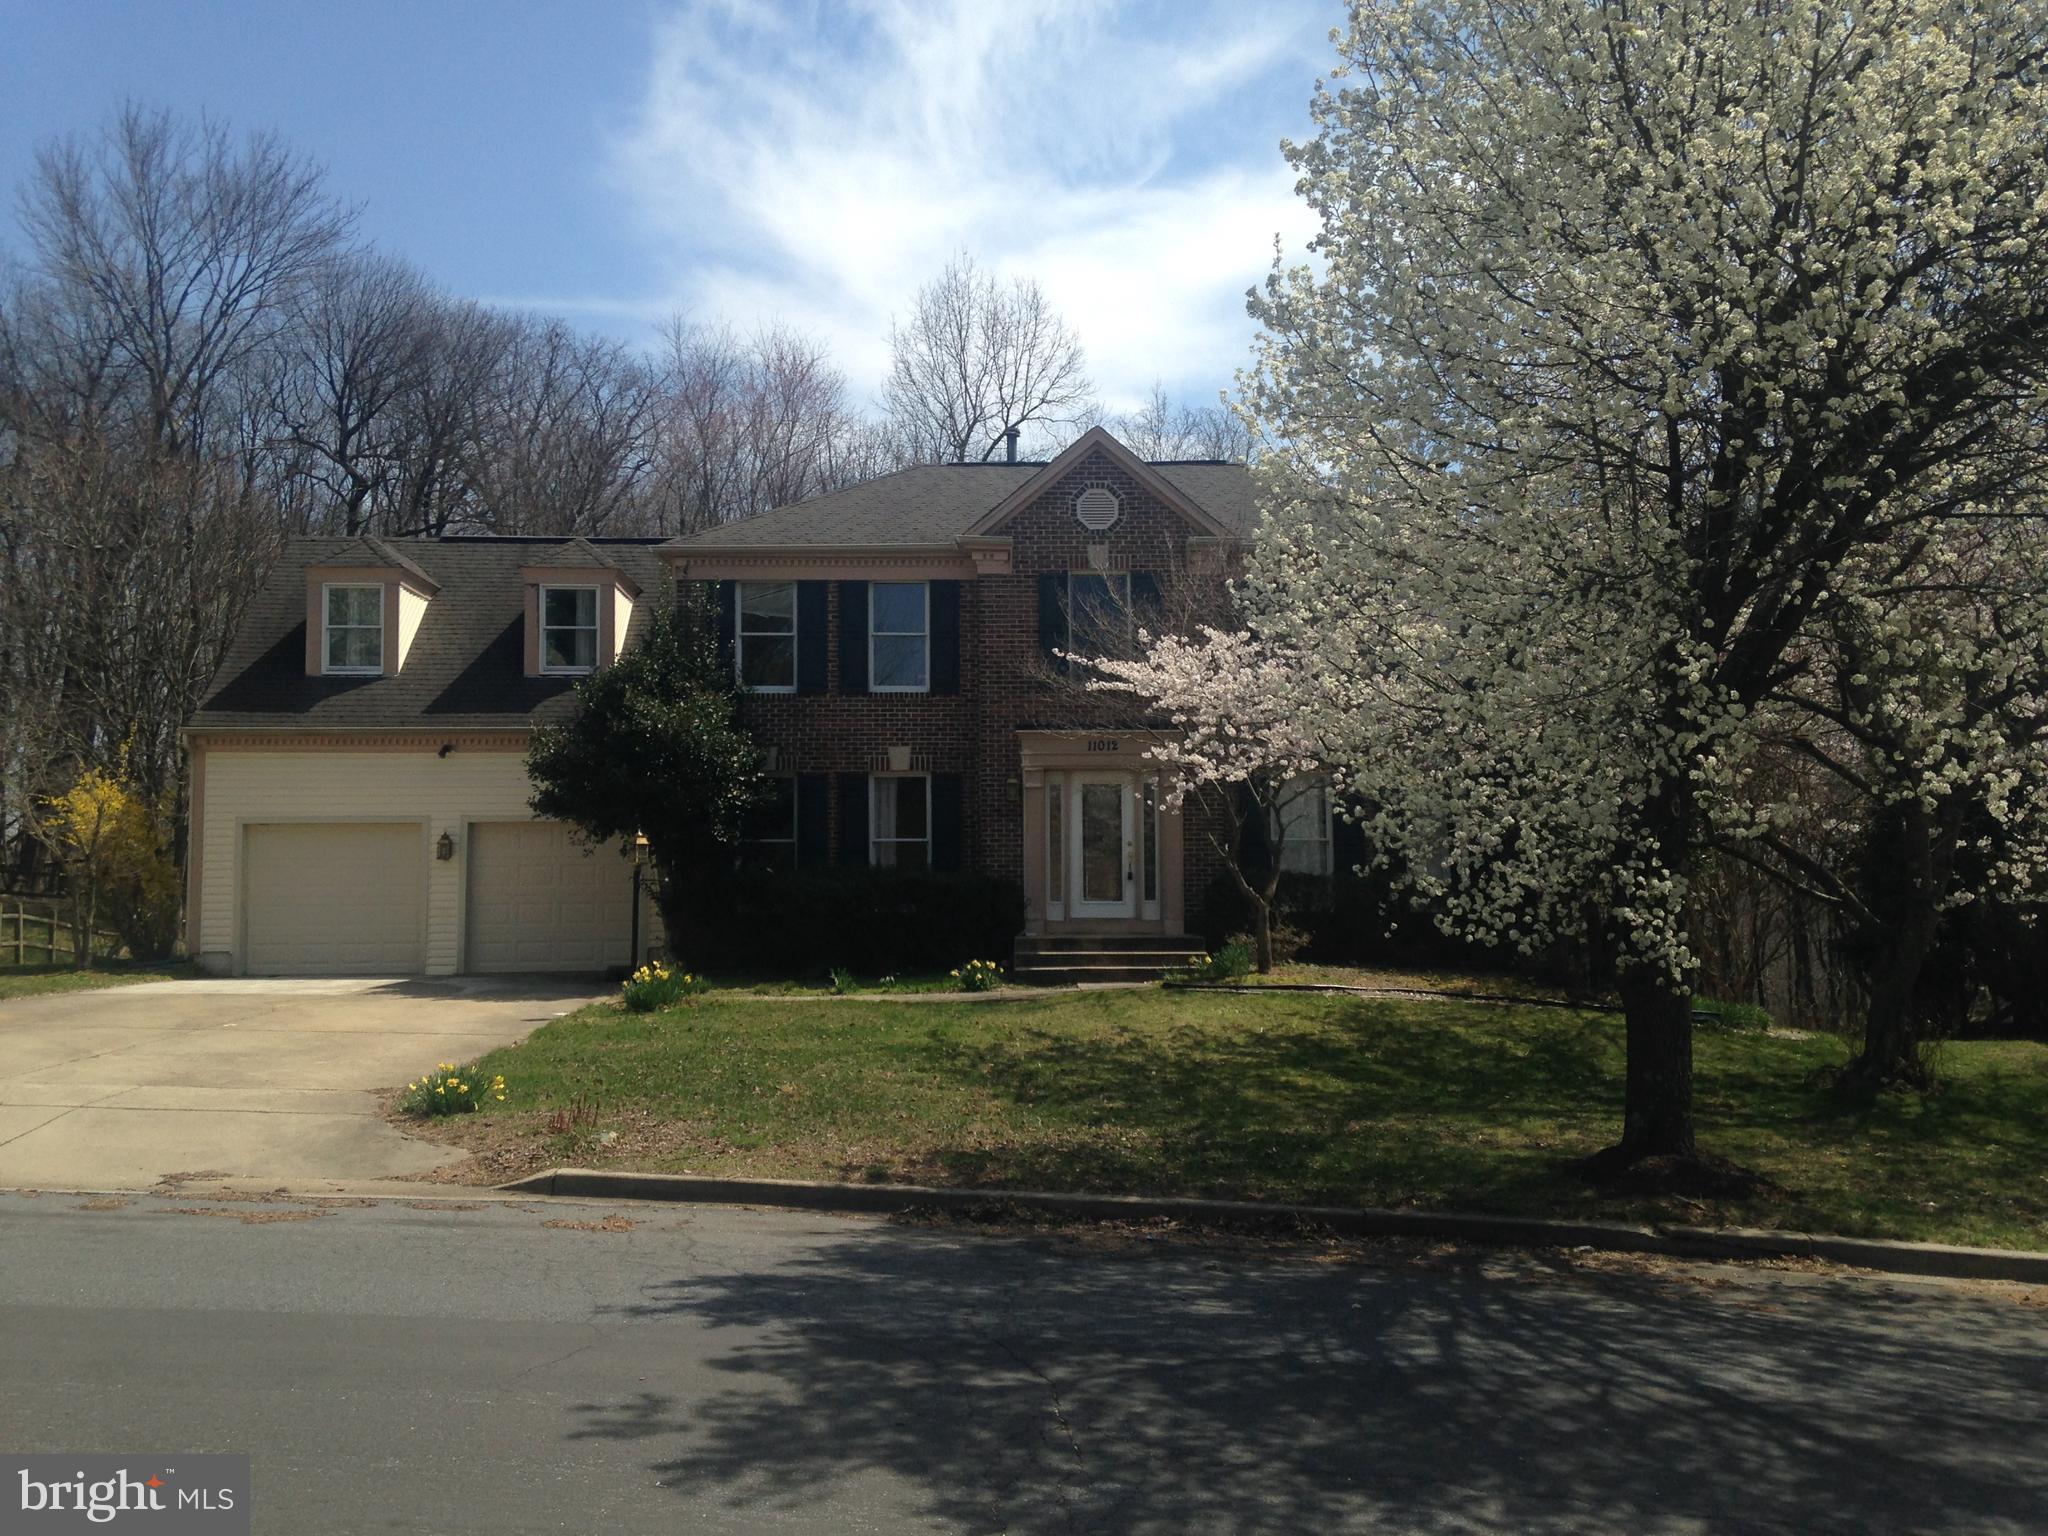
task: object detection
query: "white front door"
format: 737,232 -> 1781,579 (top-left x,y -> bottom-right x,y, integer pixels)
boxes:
1069,773 -> 1136,918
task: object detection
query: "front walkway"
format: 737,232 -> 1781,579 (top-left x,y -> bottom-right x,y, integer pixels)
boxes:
0,976 -> 603,1189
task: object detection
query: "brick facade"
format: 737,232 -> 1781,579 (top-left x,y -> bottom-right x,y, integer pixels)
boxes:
699,444 -> 1239,934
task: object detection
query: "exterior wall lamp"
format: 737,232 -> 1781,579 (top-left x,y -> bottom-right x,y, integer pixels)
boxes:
435,830 -> 456,862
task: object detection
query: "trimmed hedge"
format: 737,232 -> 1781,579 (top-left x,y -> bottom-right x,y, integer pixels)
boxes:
670,868 -> 1027,977
1197,869 -> 1590,983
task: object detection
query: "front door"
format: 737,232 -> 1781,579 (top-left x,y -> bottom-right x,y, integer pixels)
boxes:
1069,773 -> 1136,918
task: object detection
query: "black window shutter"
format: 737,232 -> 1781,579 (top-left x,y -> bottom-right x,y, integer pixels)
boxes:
714,581 -> 736,670
1130,571 -> 1161,636
838,581 -> 868,695
797,774 -> 831,868
1236,781 -> 1274,880
836,772 -> 869,866
1036,572 -> 1068,672
930,581 -> 961,695
931,773 -> 964,872
796,581 -> 828,694
1331,799 -> 1367,877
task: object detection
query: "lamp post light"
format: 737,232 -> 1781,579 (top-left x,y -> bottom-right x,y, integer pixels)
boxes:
627,833 -> 650,964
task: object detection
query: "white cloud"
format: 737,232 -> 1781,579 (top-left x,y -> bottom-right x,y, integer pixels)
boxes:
608,0 -> 1327,412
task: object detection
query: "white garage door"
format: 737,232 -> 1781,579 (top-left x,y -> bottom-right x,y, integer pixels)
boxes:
243,823 -> 426,976
465,822 -> 631,973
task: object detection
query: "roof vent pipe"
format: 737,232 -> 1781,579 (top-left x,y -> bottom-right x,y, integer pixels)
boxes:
1003,426 -> 1019,463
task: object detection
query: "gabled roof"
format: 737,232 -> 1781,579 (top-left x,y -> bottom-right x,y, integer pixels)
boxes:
662,433 -> 1256,553
522,536 -> 642,595
965,426 -> 1237,539
310,533 -> 442,593
190,536 -> 670,732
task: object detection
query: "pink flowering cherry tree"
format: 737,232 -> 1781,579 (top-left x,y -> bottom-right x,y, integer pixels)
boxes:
1084,625 -> 1326,974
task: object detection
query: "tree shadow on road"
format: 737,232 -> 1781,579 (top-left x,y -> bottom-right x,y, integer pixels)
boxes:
567,1227 -> 2047,1533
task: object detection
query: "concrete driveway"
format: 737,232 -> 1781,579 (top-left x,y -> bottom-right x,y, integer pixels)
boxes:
0,976 -> 600,1190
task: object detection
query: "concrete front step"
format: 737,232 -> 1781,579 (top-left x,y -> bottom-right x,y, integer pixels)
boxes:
1011,931 -> 1205,986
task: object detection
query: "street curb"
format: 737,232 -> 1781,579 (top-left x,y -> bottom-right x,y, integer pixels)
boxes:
496,1168 -> 2048,1284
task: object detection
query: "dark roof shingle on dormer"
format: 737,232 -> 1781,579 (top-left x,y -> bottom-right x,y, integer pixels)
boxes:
190,536 -> 670,732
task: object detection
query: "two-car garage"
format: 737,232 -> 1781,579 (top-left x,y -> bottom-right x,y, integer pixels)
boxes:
191,742 -> 646,978
237,819 -> 634,976
237,820 -> 633,977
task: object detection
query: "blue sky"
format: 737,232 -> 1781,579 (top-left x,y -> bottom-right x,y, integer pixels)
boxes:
0,0 -> 1334,412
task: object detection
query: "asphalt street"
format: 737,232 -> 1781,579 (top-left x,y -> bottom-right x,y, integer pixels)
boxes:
0,1189 -> 2042,1534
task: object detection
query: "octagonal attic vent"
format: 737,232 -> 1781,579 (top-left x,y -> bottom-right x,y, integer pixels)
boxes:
1074,487 -> 1121,531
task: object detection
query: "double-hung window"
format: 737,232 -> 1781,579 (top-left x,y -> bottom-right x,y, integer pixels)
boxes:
1067,572 -> 1133,659
741,776 -> 798,871
869,581 -> 929,692
1274,776 -> 1334,875
738,581 -> 796,692
871,775 -> 930,869
540,585 -> 599,673
324,584 -> 384,674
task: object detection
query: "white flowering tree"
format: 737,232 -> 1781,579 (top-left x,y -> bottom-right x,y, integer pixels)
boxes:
1086,626 -> 1324,972
1241,0 -> 2048,1165
1733,521 -> 2048,1089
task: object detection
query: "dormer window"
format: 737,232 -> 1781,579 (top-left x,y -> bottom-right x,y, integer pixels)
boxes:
323,584 -> 384,674
520,555 -> 636,678
540,585 -> 600,673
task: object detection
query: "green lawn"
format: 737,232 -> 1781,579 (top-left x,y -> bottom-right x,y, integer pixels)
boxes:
0,960 -> 196,1002
430,988 -> 2048,1251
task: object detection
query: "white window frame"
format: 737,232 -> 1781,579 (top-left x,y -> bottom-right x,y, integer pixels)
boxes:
322,582 -> 384,675
538,583 -> 601,675
1140,775 -> 1161,917
868,581 -> 930,694
1044,771 -> 1066,922
737,580 -> 798,694
742,774 -> 799,870
870,772 -> 932,869
1274,776 -> 1335,876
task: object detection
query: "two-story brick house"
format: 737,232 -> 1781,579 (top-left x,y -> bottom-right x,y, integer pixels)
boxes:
183,428 -> 1270,978
668,426 -> 1258,979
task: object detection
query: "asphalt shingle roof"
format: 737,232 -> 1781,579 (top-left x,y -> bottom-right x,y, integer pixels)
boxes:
190,536 -> 670,732
662,461 -> 1258,551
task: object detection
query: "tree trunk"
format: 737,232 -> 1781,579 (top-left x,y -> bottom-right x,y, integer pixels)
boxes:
1850,974 -> 1932,1093
71,887 -> 90,971
1600,768 -> 1698,1165
1614,969 -> 1696,1159
1251,898 -> 1273,975
649,855 -> 698,964
1842,802 -> 1955,1093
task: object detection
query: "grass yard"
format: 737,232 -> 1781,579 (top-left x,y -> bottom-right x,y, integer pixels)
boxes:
416,988 -> 2048,1252
0,960 -> 196,1002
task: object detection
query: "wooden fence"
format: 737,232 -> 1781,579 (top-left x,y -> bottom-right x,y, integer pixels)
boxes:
0,863 -> 66,900
1,897 -> 120,968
